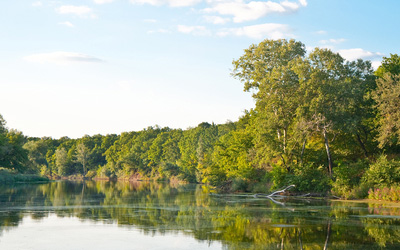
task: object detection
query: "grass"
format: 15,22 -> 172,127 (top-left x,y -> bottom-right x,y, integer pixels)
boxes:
0,168 -> 49,184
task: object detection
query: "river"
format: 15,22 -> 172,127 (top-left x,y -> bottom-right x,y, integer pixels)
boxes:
0,181 -> 400,249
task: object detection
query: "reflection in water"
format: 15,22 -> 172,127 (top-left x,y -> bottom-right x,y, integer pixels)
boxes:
0,181 -> 400,249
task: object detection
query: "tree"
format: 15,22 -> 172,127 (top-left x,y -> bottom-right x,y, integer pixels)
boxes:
295,48 -> 375,174
0,129 -> 28,172
233,39 -> 375,176
23,139 -> 49,173
373,73 -> 400,147
375,54 -> 400,78
232,39 -> 306,171
75,143 -> 90,175
55,148 -> 68,176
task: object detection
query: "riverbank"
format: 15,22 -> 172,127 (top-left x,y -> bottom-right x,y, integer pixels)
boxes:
0,169 -> 49,184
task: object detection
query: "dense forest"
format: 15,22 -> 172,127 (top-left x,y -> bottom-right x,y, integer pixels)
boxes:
1,39 -> 400,199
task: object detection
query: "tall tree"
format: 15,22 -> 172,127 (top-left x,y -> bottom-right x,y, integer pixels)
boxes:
75,143 -> 90,175
232,39 -> 306,170
375,54 -> 400,78
56,147 -> 68,176
373,73 -> 400,147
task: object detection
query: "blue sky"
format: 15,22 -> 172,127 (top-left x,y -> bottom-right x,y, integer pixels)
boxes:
0,0 -> 398,138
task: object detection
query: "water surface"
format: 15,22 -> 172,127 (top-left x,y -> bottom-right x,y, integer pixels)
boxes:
1,181 -> 400,249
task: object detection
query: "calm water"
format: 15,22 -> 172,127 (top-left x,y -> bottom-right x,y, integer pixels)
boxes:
0,181 -> 400,249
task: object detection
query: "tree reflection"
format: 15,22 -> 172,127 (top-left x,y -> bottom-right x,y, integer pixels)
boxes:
0,182 -> 400,249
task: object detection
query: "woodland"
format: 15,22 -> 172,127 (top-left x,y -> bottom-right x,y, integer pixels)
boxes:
1,39 -> 400,200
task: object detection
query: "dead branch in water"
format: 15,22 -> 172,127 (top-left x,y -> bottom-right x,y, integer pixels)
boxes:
267,184 -> 296,197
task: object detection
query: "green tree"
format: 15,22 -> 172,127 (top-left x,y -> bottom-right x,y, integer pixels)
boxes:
375,54 -> 400,78
0,129 -> 28,172
75,143 -> 90,175
55,148 -> 68,176
232,39 -> 306,171
23,139 -> 49,173
373,73 -> 400,147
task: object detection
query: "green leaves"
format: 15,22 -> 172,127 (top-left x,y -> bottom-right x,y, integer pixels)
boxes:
373,73 -> 400,147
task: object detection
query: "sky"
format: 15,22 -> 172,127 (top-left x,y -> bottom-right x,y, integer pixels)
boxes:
0,0 -> 398,139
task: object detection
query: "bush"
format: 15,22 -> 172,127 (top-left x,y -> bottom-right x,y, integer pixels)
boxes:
290,164 -> 331,193
267,164 -> 288,190
368,186 -> 400,201
362,155 -> 400,187
231,178 -> 248,192
85,170 -> 97,179
332,160 -> 369,199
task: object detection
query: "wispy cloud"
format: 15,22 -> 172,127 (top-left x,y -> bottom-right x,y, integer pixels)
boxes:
56,5 -> 96,18
315,30 -> 327,35
203,0 -> 307,23
204,15 -> 230,25
319,38 -> 346,45
217,23 -> 293,39
130,0 -> 202,7
338,48 -> 384,61
93,0 -> 115,4
177,25 -> 211,36
24,52 -> 104,65
32,1 -> 43,7
58,21 -> 74,28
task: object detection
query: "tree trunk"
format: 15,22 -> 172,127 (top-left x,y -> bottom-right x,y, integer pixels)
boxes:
323,129 -> 333,176
355,133 -> 368,158
283,128 -> 287,154
300,139 -> 307,165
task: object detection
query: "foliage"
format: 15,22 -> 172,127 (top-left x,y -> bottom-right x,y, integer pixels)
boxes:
368,186 -> 400,202
362,155 -> 400,187
372,73 -> 400,147
0,168 -> 48,183
375,53 -> 400,78
2,39 -> 400,197
331,159 -> 369,199
290,164 -> 331,193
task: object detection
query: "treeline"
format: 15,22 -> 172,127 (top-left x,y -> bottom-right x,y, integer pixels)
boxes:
1,39 -> 400,198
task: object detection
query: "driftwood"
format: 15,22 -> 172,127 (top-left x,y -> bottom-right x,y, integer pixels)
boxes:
210,185 -> 298,206
258,184 -> 296,198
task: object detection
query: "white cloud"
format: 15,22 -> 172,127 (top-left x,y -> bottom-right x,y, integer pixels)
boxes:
56,5 -> 96,18
204,15 -> 230,24
59,21 -> 74,28
130,0 -> 202,7
203,0 -> 307,23
32,1 -> 43,7
93,0 -> 115,4
177,25 -> 211,36
338,48 -> 384,61
217,23 -> 293,39
371,60 -> 382,70
315,30 -> 327,35
24,52 -> 104,65
299,0 -> 307,7
319,38 -> 346,45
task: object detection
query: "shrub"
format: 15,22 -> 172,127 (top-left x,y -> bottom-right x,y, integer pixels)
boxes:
362,155 -> 400,187
85,170 -> 97,179
290,164 -> 331,193
267,164 -> 288,190
331,159 -> 369,199
368,186 -> 400,201
231,178 -> 248,192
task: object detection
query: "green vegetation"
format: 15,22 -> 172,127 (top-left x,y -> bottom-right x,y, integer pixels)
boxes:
1,39 -> 400,199
0,168 -> 48,183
